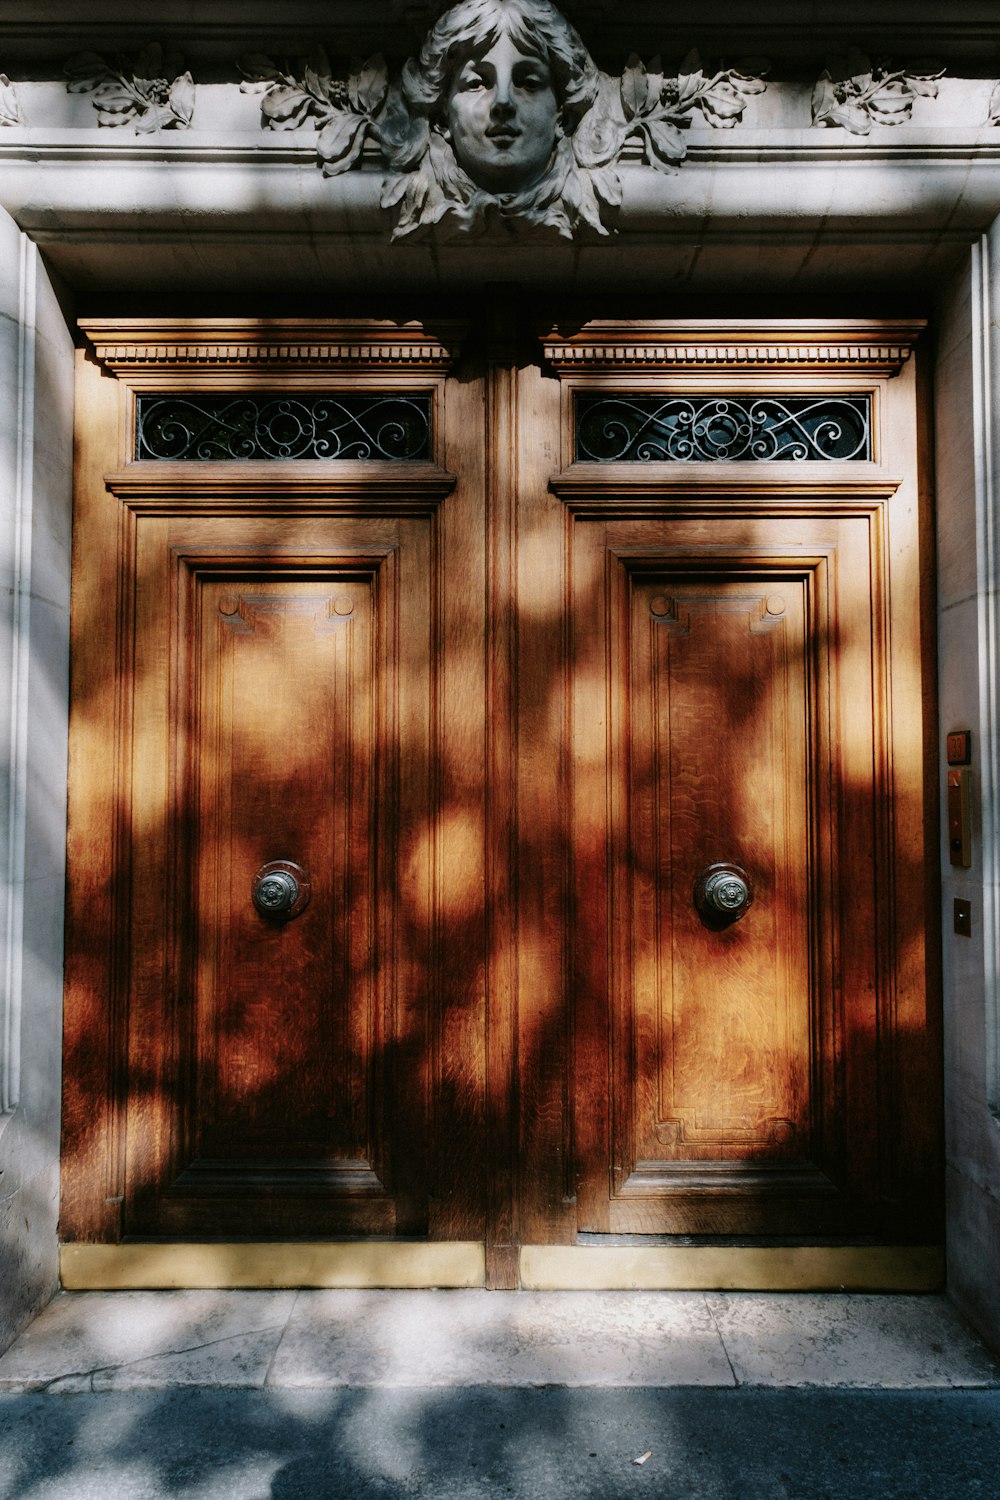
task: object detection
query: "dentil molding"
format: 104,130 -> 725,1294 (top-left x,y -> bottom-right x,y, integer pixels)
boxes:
80,319 -> 465,379
539,321 -> 925,378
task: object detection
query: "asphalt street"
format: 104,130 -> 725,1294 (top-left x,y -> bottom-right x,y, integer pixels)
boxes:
2,1386 -> 999,1500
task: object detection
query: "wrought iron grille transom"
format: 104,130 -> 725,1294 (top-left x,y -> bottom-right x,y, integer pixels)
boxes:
575,393 -> 872,463
135,392 -> 432,462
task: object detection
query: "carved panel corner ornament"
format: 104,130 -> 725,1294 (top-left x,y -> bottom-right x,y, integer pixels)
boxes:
244,1 -> 767,242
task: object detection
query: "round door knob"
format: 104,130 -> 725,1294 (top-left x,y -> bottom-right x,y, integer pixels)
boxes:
252,861 -> 310,922
694,863 -> 753,926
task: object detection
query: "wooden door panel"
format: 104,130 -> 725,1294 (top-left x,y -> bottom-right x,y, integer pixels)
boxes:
622,572 -> 812,1176
62,323 -> 492,1256
193,578 -> 378,1178
125,520 -> 431,1238
573,517 -> 880,1236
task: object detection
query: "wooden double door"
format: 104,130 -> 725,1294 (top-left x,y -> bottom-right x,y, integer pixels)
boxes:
62,316 -> 941,1282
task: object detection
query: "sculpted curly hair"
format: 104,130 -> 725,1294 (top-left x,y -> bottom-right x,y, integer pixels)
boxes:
402,0 -> 600,127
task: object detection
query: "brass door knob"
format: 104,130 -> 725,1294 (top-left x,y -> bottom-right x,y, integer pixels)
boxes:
694,863 -> 753,925
252,861 -> 310,921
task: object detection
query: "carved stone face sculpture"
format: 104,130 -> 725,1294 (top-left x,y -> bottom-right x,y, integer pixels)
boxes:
308,0 -> 767,239
399,0 -> 600,201
445,31 -> 560,192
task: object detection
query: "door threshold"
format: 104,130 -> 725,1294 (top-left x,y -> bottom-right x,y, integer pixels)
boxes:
520,1244 -> 944,1292
61,1240 -> 943,1291
60,1241 -> 487,1290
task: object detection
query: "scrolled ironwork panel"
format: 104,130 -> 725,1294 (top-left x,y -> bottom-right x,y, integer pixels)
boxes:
135,392 -> 432,461
575,394 -> 871,462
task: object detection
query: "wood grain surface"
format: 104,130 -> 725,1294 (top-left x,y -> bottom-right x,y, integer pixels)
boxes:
61,317 -> 941,1267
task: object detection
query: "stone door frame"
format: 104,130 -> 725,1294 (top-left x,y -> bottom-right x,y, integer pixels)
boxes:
2,150 -> 1000,1339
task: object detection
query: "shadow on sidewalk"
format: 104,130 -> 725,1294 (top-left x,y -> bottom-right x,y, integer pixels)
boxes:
2,1385 -> 1000,1500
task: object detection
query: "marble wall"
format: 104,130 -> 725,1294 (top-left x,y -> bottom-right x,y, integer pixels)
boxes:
0,205 -> 73,1354
935,224 -> 1000,1355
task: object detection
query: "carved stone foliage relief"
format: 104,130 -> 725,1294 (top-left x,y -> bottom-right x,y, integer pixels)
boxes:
0,71 -> 20,127
0,1 -> 988,229
241,0 -> 767,239
239,48 -> 387,170
64,44 -> 195,131
811,48 -> 943,133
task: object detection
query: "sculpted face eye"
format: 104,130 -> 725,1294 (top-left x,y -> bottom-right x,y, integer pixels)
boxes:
455,63 -> 490,93
514,64 -> 551,93
450,51 -> 553,99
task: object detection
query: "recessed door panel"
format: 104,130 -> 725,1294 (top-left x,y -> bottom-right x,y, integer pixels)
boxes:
122,521 -> 432,1238
191,577 -> 380,1185
624,573 -> 811,1176
572,518 -> 883,1236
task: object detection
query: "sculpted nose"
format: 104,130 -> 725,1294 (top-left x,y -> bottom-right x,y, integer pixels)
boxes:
490,72 -> 515,117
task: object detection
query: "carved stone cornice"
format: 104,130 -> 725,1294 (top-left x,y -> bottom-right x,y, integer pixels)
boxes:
80,319 -> 465,379
539,321 -> 925,377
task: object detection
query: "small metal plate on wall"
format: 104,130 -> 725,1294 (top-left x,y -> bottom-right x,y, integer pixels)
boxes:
947,768 -> 972,868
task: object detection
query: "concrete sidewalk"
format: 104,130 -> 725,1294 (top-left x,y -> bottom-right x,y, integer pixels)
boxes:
1,1290 -> 997,1391
1,1293 -> 998,1499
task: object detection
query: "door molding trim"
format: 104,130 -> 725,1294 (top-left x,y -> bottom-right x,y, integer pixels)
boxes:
104,463 -> 458,512
549,469 -> 902,510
